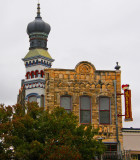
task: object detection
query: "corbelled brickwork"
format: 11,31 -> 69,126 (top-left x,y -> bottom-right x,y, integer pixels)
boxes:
45,61 -> 123,149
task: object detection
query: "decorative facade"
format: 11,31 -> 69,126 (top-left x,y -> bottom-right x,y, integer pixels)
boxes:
44,61 -> 123,154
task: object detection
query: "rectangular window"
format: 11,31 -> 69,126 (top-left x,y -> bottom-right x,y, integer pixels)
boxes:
60,96 -> 72,113
80,96 -> 91,124
99,97 -> 110,124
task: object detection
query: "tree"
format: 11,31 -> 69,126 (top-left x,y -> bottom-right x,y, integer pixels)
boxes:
0,102 -> 105,160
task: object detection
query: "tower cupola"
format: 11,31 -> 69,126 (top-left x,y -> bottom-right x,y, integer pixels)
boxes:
27,3 -> 51,50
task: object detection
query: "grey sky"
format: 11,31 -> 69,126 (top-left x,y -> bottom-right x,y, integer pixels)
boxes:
0,0 -> 140,128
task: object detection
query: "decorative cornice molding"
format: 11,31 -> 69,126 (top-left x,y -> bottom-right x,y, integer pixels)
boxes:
22,55 -> 54,62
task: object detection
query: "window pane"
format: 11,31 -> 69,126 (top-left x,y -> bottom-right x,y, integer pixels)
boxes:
80,110 -> 91,123
100,97 -> 110,110
41,95 -> 44,107
29,96 -> 37,102
100,111 -> 110,124
81,96 -> 90,109
61,97 -> 71,110
105,144 -> 117,151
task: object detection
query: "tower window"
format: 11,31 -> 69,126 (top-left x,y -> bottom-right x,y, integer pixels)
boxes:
80,96 -> 91,124
26,72 -> 30,79
35,70 -> 39,78
29,96 -> 37,102
60,96 -> 72,113
31,71 -> 35,78
41,95 -> 44,107
99,97 -> 110,124
40,70 -> 44,78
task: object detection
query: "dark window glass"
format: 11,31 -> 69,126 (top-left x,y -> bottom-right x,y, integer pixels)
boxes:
100,111 -> 110,124
80,110 -> 91,123
35,71 -> 38,78
80,96 -> 91,124
31,72 -> 34,78
60,96 -> 71,112
99,97 -> 110,124
105,144 -> 117,151
41,71 -> 44,78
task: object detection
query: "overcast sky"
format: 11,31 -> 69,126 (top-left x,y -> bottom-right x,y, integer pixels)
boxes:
0,0 -> 140,128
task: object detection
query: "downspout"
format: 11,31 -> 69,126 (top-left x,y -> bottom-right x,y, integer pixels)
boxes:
114,79 -> 121,155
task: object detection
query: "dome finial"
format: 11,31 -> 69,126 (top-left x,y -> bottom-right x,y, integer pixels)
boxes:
36,2 -> 41,18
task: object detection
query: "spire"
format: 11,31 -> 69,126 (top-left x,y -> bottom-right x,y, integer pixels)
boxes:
36,3 -> 41,18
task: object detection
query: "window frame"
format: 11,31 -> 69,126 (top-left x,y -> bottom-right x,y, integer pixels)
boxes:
80,95 -> 91,124
60,95 -> 72,112
99,97 -> 111,125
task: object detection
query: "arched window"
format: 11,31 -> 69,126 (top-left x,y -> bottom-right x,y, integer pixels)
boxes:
41,60 -> 43,64
80,96 -> 91,124
33,60 -> 35,64
99,97 -> 110,124
29,96 -> 37,102
36,60 -> 38,64
26,62 -> 28,66
29,61 -> 31,65
31,71 -> 34,78
35,70 -> 39,78
40,70 -> 44,78
26,72 -> 30,79
60,96 -> 72,113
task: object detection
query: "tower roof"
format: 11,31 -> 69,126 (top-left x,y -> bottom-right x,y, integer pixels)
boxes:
23,49 -> 54,61
27,3 -> 51,35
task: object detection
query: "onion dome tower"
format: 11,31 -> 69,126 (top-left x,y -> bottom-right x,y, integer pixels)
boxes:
22,3 -> 54,107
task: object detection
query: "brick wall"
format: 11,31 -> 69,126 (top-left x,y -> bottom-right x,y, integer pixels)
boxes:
45,61 -> 123,149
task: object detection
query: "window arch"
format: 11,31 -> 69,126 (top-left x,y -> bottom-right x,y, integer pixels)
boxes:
60,95 -> 72,113
80,96 -> 91,124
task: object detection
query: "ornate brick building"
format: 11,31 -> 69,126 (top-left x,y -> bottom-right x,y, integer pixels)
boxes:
44,61 -> 123,154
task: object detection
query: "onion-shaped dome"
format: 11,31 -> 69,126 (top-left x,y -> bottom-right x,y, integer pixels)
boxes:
27,4 -> 51,35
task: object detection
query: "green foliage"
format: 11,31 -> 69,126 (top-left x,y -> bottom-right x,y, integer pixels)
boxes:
0,102 -> 105,160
